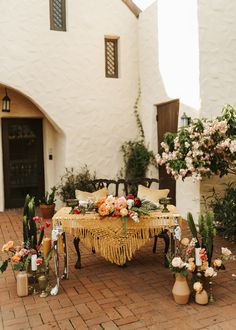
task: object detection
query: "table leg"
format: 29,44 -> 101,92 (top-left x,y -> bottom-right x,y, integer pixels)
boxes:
73,237 -> 81,269
50,232 -> 60,296
61,232 -> 69,279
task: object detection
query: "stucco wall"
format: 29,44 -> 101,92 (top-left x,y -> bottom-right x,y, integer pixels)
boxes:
198,0 -> 236,204
0,0 -> 139,209
138,0 -> 201,219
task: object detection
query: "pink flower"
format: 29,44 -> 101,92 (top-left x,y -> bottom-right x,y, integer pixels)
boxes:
39,225 -> 45,231
33,216 -> 40,222
127,194 -> 134,200
35,258 -> 43,266
35,245 -> 40,250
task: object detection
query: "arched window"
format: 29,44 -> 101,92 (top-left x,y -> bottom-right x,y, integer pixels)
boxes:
49,0 -> 66,31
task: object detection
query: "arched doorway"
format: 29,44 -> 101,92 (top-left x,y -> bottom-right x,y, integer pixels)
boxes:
2,118 -> 44,208
0,84 -> 63,210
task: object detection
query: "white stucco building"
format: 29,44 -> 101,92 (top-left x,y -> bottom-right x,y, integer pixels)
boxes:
0,0 -> 236,218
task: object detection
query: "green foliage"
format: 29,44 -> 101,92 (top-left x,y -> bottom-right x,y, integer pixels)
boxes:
40,186 -> 57,205
0,260 -> 9,273
187,212 -> 216,263
210,182 -> 236,242
23,194 -> 45,249
58,165 -> 96,201
187,212 -> 200,247
121,140 -> 154,179
120,82 -> 155,184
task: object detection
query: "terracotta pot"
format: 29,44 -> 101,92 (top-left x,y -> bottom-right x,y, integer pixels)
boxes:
40,203 -> 55,219
172,273 -> 190,304
195,289 -> 208,305
16,271 -> 28,297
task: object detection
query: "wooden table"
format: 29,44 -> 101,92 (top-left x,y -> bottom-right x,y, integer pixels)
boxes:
50,206 -> 182,295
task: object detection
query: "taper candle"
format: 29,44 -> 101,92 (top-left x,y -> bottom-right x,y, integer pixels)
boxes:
195,248 -> 202,266
31,254 -> 37,271
43,237 -> 52,256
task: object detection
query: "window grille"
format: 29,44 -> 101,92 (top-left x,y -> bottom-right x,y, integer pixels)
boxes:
50,0 -> 66,31
105,38 -> 119,78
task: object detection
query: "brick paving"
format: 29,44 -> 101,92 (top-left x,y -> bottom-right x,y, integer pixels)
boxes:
0,209 -> 236,330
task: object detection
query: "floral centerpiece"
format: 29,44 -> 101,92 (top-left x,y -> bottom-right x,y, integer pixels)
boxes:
155,105 -> 236,181
72,194 -> 158,223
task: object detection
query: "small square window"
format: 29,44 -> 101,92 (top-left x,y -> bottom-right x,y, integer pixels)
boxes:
50,0 -> 66,31
105,38 -> 119,78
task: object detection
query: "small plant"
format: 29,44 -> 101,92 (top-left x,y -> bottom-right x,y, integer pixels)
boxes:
119,83 -> 155,184
209,182 -> 236,242
58,165 -> 96,202
40,186 -> 57,205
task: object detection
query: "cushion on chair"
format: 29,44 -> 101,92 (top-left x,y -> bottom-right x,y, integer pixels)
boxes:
137,185 -> 169,204
75,187 -> 108,201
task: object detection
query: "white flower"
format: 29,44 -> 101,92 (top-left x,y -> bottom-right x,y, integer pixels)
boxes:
126,199 -> 134,209
171,257 -> 185,268
213,259 -> 222,268
120,208 -> 128,217
193,281 -> 203,293
221,247 -> 232,257
205,267 -> 217,278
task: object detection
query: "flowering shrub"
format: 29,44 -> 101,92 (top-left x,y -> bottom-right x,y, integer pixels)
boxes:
156,105 -> 236,181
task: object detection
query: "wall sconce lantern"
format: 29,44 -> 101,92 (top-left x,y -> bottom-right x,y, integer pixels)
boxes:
2,88 -> 11,112
180,112 -> 191,127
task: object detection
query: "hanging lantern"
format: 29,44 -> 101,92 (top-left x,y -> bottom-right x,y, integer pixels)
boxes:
2,88 -> 11,112
180,112 -> 190,127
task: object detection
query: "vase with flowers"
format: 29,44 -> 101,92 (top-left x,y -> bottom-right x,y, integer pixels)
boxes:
193,281 -> 208,305
0,195 -> 52,297
168,255 -> 190,304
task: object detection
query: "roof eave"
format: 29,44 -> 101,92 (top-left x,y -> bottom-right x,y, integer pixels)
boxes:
122,0 -> 142,18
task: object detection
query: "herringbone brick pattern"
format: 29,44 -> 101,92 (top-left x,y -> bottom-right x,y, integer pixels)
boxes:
0,209 -> 236,330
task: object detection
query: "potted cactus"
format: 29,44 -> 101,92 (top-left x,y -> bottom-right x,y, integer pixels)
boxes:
39,186 -> 57,219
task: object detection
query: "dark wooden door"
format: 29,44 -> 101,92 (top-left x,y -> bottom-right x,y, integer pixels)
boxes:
156,99 -> 179,205
2,118 -> 45,208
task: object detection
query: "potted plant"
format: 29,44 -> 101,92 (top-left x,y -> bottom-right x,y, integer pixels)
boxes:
39,186 -> 57,219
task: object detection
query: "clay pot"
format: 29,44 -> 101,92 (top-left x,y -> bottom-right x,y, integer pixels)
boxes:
195,289 -> 209,305
172,273 -> 190,304
40,203 -> 55,219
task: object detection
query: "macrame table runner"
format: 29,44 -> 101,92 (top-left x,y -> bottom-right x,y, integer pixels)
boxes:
53,206 -> 181,266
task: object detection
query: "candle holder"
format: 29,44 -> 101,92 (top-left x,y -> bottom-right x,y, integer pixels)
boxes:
208,277 -> 215,303
159,197 -> 172,213
38,273 -> 49,298
32,270 -> 39,295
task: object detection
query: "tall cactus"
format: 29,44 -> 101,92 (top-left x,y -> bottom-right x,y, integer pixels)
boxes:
23,194 -> 43,250
187,212 -> 200,247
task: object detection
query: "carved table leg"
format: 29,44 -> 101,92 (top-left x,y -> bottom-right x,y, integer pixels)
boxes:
74,237 -> 81,269
61,232 -> 69,279
153,236 -> 158,253
50,230 -> 60,296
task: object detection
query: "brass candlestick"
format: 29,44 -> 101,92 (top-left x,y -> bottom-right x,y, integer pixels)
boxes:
38,274 -> 48,298
208,278 -> 215,303
160,197 -> 172,213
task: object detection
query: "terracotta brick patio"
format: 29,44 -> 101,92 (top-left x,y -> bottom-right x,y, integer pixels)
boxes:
0,209 -> 236,330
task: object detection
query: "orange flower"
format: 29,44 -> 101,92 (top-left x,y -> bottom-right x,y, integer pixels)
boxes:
11,255 -> 21,263
98,203 -> 110,216
2,240 -> 14,252
96,197 -> 106,209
